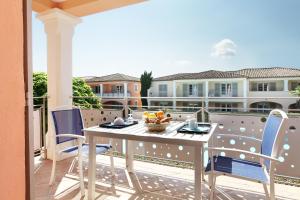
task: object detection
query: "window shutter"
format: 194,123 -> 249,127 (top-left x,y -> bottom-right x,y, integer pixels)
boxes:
215,83 -> 220,97
250,82 -> 257,91
232,83 -> 238,97
183,84 -> 188,97
197,84 -> 203,97
112,85 -> 116,93
269,82 -> 276,91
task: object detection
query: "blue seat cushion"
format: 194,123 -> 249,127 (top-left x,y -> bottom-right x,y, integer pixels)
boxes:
62,143 -> 112,155
205,156 -> 269,183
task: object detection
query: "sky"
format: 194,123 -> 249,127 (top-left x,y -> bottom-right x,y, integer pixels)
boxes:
32,0 -> 300,78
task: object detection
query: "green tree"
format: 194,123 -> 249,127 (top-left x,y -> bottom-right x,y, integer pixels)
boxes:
33,72 -> 101,109
140,71 -> 153,106
33,72 -> 47,106
290,85 -> 300,110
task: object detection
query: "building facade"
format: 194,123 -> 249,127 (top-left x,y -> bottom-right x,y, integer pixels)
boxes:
148,67 -> 300,112
84,73 -> 142,108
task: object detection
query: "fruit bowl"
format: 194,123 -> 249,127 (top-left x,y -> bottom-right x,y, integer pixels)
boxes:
143,111 -> 172,132
145,122 -> 169,132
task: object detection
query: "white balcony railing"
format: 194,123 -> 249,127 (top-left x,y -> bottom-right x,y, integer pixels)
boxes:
33,96 -> 300,180
96,92 -> 131,98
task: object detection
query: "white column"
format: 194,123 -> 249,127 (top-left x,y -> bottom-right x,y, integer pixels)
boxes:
124,82 -> 128,117
284,79 -> 289,91
173,81 -> 176,110
205,80 -> 209,110
38,8 -> 81,160
124,82 -> 128,98
100,83 -> 103,97
243,79 -> 248,112
147,89 -> 151,109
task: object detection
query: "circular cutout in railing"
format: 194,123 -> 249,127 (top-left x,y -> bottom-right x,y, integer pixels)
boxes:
91,117 -> 94,121
152,144 -> 157,149
241,121 -> 244,124
220,152 -> 226,157
278,156 -> 285,162
289,126 -> 296,132
109,112 -> 111,114
250,147 -> 256,153
260,117 -> 267,123
243,142 -> 246,145
167,153 -> 171,158
139,142 -> 144,147
240,154 -> 245,159
283,144 -> 290,150
216,135 -> 221,139
178,145 -> 183,151
167,114 -> 171,118
103,117 -> 106,121
291,165 -> 295,168
179,115 -> 182,118
230,139 -> 236,145
218,124 -> 224,129
240,127 -> 246,132
101,111 -> 104,114
285,153 -> 288,156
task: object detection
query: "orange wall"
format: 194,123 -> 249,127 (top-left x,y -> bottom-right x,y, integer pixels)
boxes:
0,0 -> 26,199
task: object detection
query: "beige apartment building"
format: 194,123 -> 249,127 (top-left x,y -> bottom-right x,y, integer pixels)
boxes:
148,67 -> 300,112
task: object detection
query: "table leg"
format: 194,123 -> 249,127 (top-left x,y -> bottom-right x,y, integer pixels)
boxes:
87,136 -> 96,200
195,144 -> 203,200
126,140 -> 134,173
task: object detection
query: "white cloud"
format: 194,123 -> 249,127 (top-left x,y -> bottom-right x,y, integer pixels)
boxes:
211,39 -> 237,58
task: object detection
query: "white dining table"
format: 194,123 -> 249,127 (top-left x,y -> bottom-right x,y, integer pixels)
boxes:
84,121 -> 217,200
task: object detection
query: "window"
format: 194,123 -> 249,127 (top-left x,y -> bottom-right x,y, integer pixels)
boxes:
94,85 -> 101,94
134,84 -> 139,92
134,100 -> 138,107
221,83 -> 232,96
189,84 -> 193,95
257,83 -> 268,91
159,84 -> 168,97
188,84 -> 198,96
221,103 -> 232,112
116,85 -> 124,93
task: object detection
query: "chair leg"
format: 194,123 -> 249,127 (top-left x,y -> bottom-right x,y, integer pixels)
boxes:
210,175 -> 216,200
49,157 -> 56,185
78,145 -> 85,197
109,150 -> 115,177
270,179 -> 275,200
263,183 -> 270,200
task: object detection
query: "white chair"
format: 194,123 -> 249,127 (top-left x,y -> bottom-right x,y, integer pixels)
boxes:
49,107 -> 115,197
205,109 -> 288,200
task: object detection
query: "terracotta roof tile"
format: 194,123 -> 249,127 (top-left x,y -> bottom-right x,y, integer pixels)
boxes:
84,73 -> 140,82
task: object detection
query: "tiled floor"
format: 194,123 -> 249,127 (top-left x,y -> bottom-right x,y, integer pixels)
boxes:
34,155 -> 300,200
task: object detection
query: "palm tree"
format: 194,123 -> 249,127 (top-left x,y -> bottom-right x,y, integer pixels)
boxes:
140,71 -> 153,107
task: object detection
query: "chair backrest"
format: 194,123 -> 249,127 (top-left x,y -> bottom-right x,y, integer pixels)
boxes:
261,109 -> 288,169
52,108 -> 84,144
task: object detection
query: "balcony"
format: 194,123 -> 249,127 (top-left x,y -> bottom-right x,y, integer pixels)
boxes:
34,154 -> 300,200
33,96 -> 300,200
96,92 -> 131,98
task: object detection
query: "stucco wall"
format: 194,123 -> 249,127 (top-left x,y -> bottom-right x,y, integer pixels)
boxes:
0,0 -> 26,199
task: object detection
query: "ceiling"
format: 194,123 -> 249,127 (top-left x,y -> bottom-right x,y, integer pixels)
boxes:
32,0 -> 145,17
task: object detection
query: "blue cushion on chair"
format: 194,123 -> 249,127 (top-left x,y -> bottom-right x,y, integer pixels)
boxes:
205,156 -> 269,183
62,144 -> 112,155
